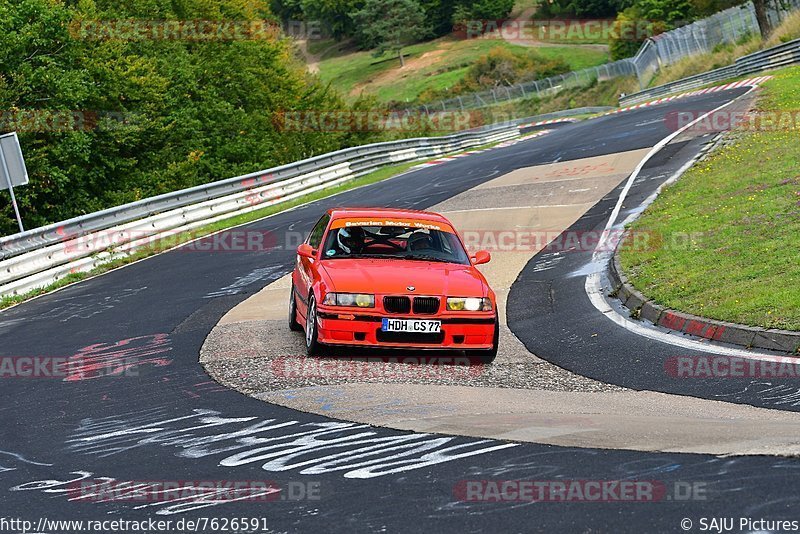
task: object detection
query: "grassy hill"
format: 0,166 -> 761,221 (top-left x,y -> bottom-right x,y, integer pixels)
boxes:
313,37 -> 610,104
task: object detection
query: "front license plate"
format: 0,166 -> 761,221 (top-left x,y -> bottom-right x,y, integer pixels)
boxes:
381,318 -> 442,333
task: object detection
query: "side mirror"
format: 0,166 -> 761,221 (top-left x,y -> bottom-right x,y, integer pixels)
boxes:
297,243 -> 316,259
471,250 -> 491,265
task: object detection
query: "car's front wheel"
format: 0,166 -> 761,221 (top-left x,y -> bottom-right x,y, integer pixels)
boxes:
466,314 -> 499,364
288,285 -> 302,332
304,295 -> 322,356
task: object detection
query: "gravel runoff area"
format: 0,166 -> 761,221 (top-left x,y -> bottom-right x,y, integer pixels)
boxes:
201,318 -> 627,396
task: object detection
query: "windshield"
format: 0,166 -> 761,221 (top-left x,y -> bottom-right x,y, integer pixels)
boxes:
321,224 -> 470,265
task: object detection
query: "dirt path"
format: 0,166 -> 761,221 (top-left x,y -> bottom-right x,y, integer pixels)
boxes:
295,39 -> 321,74
349,45 -> 452,98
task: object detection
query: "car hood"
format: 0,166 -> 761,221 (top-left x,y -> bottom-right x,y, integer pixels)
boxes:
319,259 -> 488,297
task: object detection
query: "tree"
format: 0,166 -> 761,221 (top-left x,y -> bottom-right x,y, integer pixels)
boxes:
610,10 -> 648,59
635,0 -> 695,24
351,0 -> 431,67
540,0 -> 633,17
0,0 -> 358,235
270,0 -> 304,25
608,0 -> 694,60
467,0 -> 517,19
752,0 -> 773,36
301,0 -> 364,40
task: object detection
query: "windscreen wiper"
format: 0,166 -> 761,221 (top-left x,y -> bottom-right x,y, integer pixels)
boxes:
405,255 -> 453,263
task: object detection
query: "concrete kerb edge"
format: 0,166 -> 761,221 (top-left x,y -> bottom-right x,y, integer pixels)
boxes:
608,250 -> 800,354
605,146 -> 800,355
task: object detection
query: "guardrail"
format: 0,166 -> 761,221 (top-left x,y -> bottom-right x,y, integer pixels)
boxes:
511,106 -> 613,124
0,122 -> 531,298
736,37 -> 800,74
619,37 -> 800,105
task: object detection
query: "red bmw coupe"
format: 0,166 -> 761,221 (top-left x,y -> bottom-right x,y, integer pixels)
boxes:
289,208 -> 499,362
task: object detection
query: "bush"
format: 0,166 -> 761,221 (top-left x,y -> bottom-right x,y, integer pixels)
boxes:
0,0 -> 378,236
418,46 -> 571,100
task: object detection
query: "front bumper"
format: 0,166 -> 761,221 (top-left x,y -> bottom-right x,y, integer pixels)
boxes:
316,310 -> 495,350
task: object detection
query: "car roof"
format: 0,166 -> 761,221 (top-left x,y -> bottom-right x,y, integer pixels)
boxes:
327,207 -> 450,224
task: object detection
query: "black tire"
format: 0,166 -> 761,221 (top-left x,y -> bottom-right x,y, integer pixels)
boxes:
304,295 -> 322,356
466,314 -> 499,364
288,285 -> 302,332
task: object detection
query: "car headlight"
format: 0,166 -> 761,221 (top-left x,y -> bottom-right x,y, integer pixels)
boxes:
446,297 -> 493,311
323,293 -> 375,308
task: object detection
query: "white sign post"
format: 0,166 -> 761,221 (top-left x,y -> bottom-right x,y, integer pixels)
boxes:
0,132 -> 29,233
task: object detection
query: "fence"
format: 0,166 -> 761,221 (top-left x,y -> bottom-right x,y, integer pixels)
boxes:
421,0 -> 800,113
420,59 -> 636,114
619,36 -> 800,105
0,122 -> 535,298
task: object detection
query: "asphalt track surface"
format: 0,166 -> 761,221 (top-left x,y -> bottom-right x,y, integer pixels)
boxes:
4,86 -> 800,533
507,132 -> 800,413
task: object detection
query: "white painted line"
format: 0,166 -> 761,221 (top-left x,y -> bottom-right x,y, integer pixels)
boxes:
584,83 -> 792,362
595,84 -> 758,249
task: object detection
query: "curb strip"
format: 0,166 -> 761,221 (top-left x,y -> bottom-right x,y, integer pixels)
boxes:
608,245 -> 800,354
605,76 -> 774,116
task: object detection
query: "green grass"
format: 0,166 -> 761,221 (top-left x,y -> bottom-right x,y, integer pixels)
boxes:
0,140 -> 509,311
473,75 -> 640,122
619,65 -> 800,331
318,37 -> 609,103
307,38 -> 338,57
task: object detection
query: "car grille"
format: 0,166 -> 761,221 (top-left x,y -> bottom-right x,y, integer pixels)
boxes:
383,296 -> 441,314
383,296 -> 411,314
413,297 -> 440,314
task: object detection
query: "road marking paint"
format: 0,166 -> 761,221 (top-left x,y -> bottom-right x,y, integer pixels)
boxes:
66,408 -> 519,481
584,82 -> 792,362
